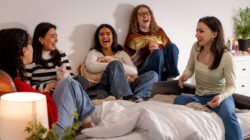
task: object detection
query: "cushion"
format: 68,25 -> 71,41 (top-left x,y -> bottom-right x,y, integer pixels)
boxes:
77,63 -> 102,87
0,70 -> 16,95
152,80 -> 195,96
152,80 -> 250,110
233,94 -> 250,110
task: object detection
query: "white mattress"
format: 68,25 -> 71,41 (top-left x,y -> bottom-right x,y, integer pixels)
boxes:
75,96 -> 250,140
76,130 -> 150,140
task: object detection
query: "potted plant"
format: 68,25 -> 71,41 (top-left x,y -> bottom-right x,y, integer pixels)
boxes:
233,7 -> 250,51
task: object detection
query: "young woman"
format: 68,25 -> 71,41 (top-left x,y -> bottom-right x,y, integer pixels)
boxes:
84,24 -> 158,101
0,28 -> 95,135
125,4 -> 179,81
25,22 -> 87,92
174,16 -> 242,140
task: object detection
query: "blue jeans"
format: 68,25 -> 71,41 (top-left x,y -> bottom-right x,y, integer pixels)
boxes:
97,61 -> 158,99
163,43 -> 179,79
140,43 -> 179,81
174,95 -> 243,140
131,71 -> 158,99
52,78 -> 95,135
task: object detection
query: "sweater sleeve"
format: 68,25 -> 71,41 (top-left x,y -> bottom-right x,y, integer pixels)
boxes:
60,51 -> 74,76
25,63 -> 48,92
183,44 -> 196,78
14,79 -> 58,128
85,50 -> 109,73
118,51 -> 138,76
217,52 -> 236,101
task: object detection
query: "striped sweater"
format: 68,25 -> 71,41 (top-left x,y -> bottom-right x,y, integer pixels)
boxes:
25,50 -> 73,92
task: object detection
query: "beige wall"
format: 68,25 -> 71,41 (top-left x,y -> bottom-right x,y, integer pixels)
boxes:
1,0 -> 250,74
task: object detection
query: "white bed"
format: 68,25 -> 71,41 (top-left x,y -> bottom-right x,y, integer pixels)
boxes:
75,95 -> 250,140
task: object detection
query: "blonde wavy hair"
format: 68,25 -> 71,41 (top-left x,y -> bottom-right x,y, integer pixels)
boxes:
128,4 -> 159,34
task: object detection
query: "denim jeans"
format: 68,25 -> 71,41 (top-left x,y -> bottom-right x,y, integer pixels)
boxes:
163,43 -> 179,79
139,43 -> 179,81
96,60 -> 158,99
52,78 -> 95,135
174,95 -> 243,140
130,71 -> 158,99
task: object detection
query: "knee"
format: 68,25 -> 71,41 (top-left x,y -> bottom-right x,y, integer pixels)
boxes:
147,71 -> 159,82
174,96 -> 185,105
58,77 -> 79,89
148,50 -> 164,65
151,49 -> 163,58
59,77 -> 73,86
217,107 -> 236,121
60,77 -> 75,83
166,43 -> 179,54
107,60 -> 123,69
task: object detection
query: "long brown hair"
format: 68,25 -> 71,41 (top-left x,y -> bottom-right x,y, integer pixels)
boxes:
128,4 -> 159,34
198,16 -> 228,70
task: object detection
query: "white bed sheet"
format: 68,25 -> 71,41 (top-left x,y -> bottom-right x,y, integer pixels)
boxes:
76,130 -> 150,140
75,99 -> 250,140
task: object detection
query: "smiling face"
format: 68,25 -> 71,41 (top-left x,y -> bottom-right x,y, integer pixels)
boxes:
195,22 -> 217,47
39,28 -> 58,51
137,6 -> 151,32
98,27 -> 113,50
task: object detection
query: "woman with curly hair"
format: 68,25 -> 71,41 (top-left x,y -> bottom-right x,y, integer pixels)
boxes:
0,28 -> 95,135
125,4 -> 179,81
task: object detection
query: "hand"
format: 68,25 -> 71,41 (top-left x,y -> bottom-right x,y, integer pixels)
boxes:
97,56 -> 116,63
56,66 -> 70,80
43,82 -> 57,92
178,74 -> 188,88
207,96 -> 222,108
124,71 -> 138,83
126,75 -> 138,83
148,42 -> 159,53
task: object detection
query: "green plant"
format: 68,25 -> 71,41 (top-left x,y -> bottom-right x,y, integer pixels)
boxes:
25,122 -> 59,140
233,7 -> 250,40
25,111 -> 81,140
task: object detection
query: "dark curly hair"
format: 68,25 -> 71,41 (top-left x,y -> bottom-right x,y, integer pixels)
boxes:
93,24 -> 123,53
0,28 -> 30,80
32,22 -> 62,67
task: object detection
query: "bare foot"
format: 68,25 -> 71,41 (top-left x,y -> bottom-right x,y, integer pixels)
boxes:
81,116 -> 93,129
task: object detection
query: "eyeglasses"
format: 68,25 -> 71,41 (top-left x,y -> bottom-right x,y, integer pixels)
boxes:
137,11 -> 150,17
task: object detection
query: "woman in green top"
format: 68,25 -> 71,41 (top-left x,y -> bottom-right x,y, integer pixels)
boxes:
174,16 -> 242,140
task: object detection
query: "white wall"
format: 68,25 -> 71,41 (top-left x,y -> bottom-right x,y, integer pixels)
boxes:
1,0 -> 250,74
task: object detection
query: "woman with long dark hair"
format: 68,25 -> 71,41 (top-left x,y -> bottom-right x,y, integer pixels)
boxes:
84,24 -> 158,101
25,22 -> 86,92
174,16 -> 242,140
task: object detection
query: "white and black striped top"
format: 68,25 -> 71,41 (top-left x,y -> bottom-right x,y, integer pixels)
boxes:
25,50 -> 74,92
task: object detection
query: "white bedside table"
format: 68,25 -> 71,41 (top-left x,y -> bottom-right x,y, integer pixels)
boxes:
234,55 -> 250,97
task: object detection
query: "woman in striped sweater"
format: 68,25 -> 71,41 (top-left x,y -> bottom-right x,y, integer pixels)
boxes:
25,22 -> 84,92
